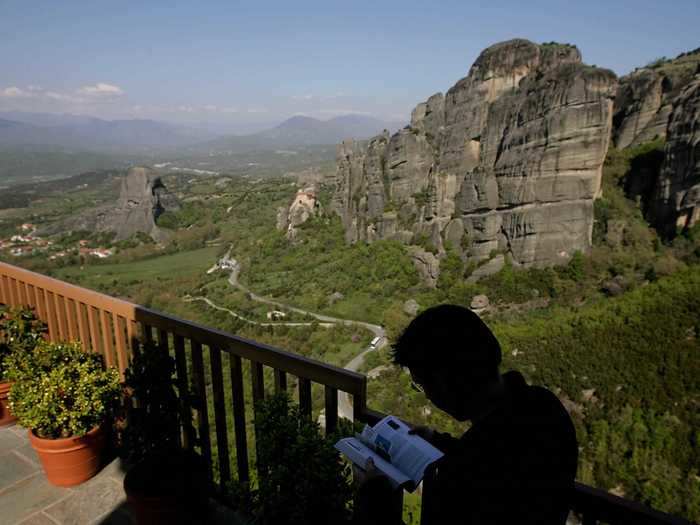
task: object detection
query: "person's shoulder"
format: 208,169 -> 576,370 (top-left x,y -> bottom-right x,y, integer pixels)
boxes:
506,372 -> 571,423
526,385 -> 569,416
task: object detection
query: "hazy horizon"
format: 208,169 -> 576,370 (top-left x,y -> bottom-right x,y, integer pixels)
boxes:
2,0 -> 699,134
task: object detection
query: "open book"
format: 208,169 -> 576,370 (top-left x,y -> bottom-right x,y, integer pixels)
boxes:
334,415 -> 444,491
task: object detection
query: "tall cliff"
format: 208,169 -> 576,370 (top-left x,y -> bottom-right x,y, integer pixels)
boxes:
650,76 -> 700,236
54,166 -> 180,242
609,49 -> 700,237
613,49 -> 700,149
100,166 -> 180,242
330,39 -> 616,279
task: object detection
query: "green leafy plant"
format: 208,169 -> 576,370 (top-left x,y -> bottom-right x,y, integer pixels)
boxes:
8,341 -> 120,439
118,342 -> 187,464
0,306 -> 47,381
231,393 -> 353,525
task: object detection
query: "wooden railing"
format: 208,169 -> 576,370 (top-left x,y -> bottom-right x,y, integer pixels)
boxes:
0,261 -> 366,490
0,261 -> 693,525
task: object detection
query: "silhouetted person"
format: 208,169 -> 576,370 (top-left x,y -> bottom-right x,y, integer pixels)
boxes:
355,304 -> 578,525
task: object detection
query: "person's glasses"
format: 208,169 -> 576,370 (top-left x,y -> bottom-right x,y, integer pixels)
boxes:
410,379 -> 425,393
409,375 -> 426,394
405,367 -> 427,394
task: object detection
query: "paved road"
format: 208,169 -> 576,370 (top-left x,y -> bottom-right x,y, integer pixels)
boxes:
211,250 -> 387,422
183,295 -> 335,328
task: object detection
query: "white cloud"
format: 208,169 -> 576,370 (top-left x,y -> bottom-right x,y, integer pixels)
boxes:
45,91 -> 78,102
246,108 -> 269,113
291,93 -> 347,101
0,87 -> 30,98
321,92 -> 346,100
77,82 -> 124,96
318,109 -> 373,116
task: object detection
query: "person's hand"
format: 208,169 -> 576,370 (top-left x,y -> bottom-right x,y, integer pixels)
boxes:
353,457 -> 386,487
408,425 -> 435,444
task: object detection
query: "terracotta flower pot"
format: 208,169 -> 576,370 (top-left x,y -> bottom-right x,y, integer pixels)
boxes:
29,424 -> 106,487
0,381 -> 17,427
124,451 -> 208,525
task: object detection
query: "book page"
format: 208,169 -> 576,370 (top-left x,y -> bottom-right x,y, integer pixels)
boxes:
334,437 -> 411,488
359,416 -> 444,484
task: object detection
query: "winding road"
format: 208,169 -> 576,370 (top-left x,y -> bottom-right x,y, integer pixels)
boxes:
194,250 -> 388,421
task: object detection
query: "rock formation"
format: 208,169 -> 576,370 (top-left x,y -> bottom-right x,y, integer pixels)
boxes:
609,49 -> 700,236
330,39 -> 617,281
276,187 -> 321,240
613,49 -> 700,148
44,166 -> 178,242
650,76 -> 700,236
97,167 -> 179,242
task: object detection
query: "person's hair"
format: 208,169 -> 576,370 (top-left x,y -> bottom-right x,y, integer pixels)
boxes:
392,304 -> 502,372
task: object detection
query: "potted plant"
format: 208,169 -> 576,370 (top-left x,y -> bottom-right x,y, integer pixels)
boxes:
8,340 -> 120,487
0,306 -> 47,427
229,393 -> 353,525
119,342 -> 207,525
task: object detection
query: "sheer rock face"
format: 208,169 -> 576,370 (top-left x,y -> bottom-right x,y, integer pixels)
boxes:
651,77 -> 700,235
613,50 -> 700,149
330,39 -> 616,275
98,166 -> 179,242
277,187 -> 320,240
613,70 -> 670,148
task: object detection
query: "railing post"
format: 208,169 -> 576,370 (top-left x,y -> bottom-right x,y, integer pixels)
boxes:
173,335 -> 194,450
274,369 -> 287,393
209,347 -> 232,488
353,376 -> 367,422
229,354 -> 250,484
324,386 -> 338,435
299,378 -> 312,420
191,340 -> 213,485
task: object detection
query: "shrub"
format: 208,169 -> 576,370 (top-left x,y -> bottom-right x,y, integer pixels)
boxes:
8,341 -> 120,439
232,393 -> 353,524
0,307 -> 47,381
118,342 -> 186,464
559,251 -> 585,282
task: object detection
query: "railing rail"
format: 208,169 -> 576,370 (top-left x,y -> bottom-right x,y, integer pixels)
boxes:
0,261 -> 366,491
0,261 -> 693,525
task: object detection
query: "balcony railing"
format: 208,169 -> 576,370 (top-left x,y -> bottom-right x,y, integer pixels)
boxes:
0,261 -> 693,525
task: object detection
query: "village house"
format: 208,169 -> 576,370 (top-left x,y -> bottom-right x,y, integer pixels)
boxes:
10,235 -> 32,243
90,248 -> 113,259
10,246 -> 33,257
266,310 -> 287,321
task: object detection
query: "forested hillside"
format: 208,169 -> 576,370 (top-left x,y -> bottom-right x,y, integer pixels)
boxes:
2,136 -> 699,521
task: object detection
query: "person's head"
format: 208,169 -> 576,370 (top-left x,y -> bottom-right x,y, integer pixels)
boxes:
392,304 -> 502,421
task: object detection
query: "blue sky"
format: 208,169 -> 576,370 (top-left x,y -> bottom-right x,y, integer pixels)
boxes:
1,0 -> 698,132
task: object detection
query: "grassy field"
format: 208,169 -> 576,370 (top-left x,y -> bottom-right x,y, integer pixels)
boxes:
54,246 -> 220,289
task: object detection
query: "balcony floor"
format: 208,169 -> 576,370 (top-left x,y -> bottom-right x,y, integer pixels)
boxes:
0,424 -> 246,525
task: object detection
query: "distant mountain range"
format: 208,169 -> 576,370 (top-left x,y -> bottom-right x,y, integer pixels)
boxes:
0,112 -> 211,153
0,111 -> 405,154
196,114 -> 404,154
